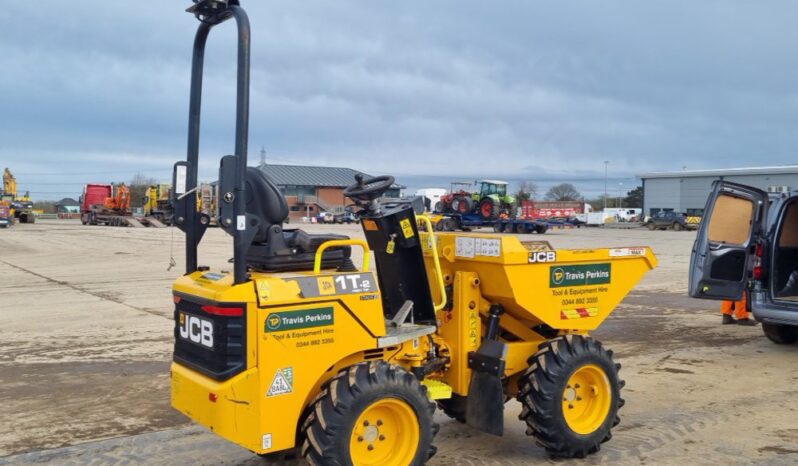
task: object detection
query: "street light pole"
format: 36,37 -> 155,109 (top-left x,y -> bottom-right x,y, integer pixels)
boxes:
604,161 -> 609,210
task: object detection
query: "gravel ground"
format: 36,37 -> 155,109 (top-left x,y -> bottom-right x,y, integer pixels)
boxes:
1,219 -> 796,465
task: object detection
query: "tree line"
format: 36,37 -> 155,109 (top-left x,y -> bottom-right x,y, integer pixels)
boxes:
514,182 -> 642,209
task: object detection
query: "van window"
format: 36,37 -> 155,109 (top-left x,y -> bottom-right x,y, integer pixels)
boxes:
707,194 -> 754,245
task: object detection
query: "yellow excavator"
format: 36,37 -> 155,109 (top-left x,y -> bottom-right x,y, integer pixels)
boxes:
169,1 -> 658,464
2,168 -> 35,224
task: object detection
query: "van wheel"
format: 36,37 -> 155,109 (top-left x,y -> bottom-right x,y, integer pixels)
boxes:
302,361 -> 438,466
762,323 -> 798,344
517,335 -> 623,458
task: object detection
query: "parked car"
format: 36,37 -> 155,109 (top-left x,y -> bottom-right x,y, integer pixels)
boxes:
315,212 -> 334,224
333,211 -> 359,224
645,211 -> 696,231
689,180 -> 798,344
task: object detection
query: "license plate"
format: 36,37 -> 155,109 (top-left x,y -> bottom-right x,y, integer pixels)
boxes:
178,312 -> 215,349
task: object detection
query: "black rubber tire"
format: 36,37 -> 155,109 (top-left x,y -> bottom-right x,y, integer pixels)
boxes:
436,393 -> 467,423
479,198 -> 498,220
301,361 -> 438,466
493,222 -> 505,233
536,225 -> 548,234
517,335 -> 624,459
646,222 -> 656,231
433,201 -> 443,213
673,222 -> 683,231
762,323 -> 798,344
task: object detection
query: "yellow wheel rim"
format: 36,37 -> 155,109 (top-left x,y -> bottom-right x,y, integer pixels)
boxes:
562,364 -> 612,435
350,398 -> 420,466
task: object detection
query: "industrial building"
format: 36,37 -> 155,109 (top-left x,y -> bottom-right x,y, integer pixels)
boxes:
258,163 -> 403,221
638,166 -> 798,216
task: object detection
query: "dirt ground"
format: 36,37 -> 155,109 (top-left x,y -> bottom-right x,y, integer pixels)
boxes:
1,220 -> 797,466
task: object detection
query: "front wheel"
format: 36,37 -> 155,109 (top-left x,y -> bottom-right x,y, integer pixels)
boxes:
672,222 -> 683,231
302,361 -> 438,466
762,323 -> 798,344
517,335 -> 624,458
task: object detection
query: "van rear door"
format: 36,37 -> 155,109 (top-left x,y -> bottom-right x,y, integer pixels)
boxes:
689,181 -> 768,300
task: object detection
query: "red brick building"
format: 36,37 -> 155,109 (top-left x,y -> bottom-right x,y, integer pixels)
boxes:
259,164 -> 403,222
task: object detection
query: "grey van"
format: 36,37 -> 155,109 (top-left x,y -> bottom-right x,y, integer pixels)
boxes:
689,180 -> 798,344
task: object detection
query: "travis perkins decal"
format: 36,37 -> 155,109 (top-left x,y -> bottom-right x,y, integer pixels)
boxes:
550,264 -> 611,288
265,307 -> 334,332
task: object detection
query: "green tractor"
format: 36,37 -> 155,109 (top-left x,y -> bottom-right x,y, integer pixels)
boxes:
471,180 -> 516,219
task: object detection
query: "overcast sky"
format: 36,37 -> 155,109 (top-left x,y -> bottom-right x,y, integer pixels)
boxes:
3,1 -> 798,199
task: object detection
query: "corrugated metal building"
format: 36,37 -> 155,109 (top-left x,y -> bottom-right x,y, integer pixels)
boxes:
258,163 -> 403,221
638,166 -> 798,216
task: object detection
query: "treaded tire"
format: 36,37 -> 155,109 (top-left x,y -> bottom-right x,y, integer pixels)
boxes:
437,393 -> 467,423
517,335 -> 624,459
762,323 -> 798,344
301,361 -> 438,466
479,198 -> 498,220
673,222 -> 683,231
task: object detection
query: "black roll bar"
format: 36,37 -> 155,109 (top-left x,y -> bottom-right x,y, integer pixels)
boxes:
177,1 -> 252,284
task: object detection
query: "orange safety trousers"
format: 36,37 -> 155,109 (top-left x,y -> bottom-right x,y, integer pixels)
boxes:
720,292 -> 750,320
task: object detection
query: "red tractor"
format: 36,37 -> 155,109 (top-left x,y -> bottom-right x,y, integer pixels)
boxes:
434,181 -> 474,214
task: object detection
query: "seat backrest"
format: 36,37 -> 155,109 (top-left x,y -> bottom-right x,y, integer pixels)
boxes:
245,167 -> 288,241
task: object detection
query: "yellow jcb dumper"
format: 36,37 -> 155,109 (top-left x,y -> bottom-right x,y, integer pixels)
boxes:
169,2 -> 658,464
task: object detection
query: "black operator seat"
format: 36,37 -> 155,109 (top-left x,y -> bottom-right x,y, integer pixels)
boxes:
243,167 -> 354,272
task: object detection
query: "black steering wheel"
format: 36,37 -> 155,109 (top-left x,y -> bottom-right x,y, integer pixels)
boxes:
343,174 -> 395,203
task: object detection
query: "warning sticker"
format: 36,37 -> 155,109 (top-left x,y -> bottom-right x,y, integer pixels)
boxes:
474,238 -> 501,257
400,218 -> 415,239
455,237 -> 501,258
267,368 -> 294,397
455,237 -> 475,258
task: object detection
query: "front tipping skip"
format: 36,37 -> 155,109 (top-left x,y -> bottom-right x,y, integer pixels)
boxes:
169,2 -> 658,464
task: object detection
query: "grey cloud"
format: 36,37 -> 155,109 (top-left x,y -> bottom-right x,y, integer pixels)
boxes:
2,1 -> 798,198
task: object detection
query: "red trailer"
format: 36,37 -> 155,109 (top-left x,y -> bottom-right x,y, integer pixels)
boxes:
520,200 -> 588,219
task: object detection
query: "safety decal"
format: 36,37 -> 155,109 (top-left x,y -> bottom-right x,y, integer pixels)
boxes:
400,218 -> 415,239
267,367 -> 294,397
560,308 -> 599,319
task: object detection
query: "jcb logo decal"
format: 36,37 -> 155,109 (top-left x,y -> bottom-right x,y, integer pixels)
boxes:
529,251 -> 557,263
178,312 -> 214,349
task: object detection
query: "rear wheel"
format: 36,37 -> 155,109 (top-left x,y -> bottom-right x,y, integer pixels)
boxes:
302,361 -> 438,466
646,222 -> 656,231
672,222 -> 683,231
433,201 -> 443,213
493,222 -> 505,233
517,335 -> 623,458
479,198 -> 498,220
762,323 -> 798,344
